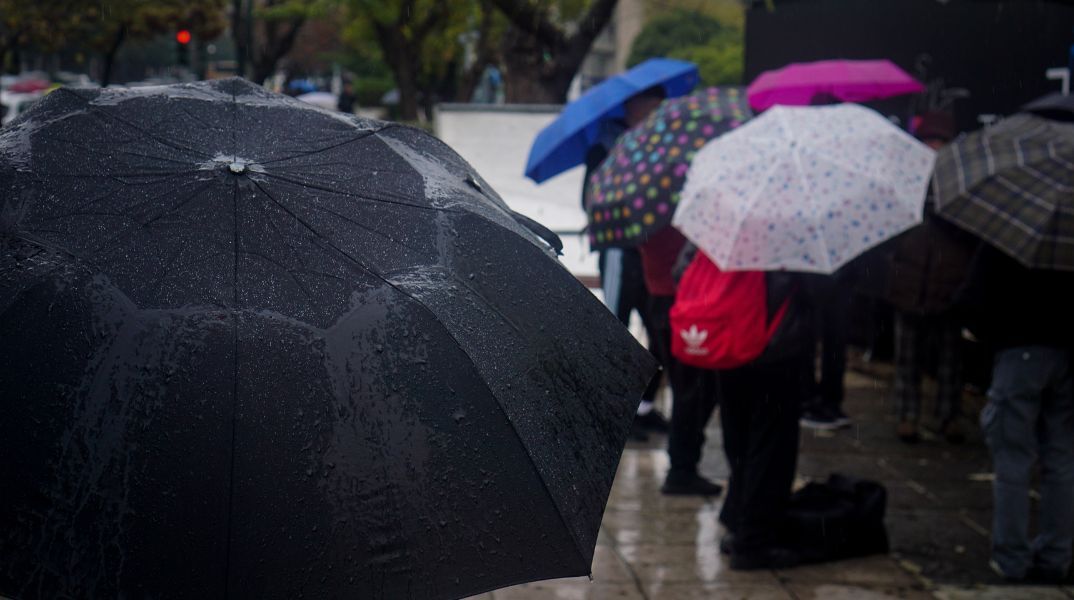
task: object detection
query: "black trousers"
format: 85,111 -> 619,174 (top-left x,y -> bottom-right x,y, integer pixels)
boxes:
718,356 -> 806,553
648,295 -> 720,475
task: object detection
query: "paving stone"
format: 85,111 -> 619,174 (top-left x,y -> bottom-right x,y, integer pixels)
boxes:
775,556 -> 919,586
616,543 -> 780,586
788,583 -> 933,599
646,582 -> 794,599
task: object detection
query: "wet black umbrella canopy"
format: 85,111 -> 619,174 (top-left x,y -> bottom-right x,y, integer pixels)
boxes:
0,78 -> 656,599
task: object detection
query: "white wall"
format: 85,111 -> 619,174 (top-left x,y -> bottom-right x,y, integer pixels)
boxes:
434,105 -> 598,279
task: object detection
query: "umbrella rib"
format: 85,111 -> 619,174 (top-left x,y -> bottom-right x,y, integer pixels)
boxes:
29,176 -> 181,223
723,154 -> 784,269
247,196 -> 320,273
38,134 -> 201,168
259,171 -> 449,212
783,112 -> 834,271
138,180 -> 223,227
44,169 -> 203,180
84,180 -> 218,260
246,178 -> 591,566
178,102 -> 224,133
256,126 -> 388,166
73,94 -> 217,161
297,200 -> 430,257
270,162 -> 415,177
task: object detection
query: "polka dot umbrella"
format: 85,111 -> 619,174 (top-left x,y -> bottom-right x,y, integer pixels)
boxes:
673,103 -> 936,273
585,87 -> 751,250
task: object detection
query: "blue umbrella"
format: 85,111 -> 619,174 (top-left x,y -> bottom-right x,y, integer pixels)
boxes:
524,58 -> 700,184
287,78 -> 317,93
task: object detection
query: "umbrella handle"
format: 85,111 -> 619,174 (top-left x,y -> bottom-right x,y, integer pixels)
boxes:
509,210 -> 564,256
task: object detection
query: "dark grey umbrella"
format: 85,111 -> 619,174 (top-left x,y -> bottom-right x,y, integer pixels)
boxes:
0,78 -> 656,600
1021,91 -> 1074,121
932,113 -> 1074,271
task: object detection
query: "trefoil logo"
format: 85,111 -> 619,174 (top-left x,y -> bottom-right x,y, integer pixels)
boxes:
680,325 -> 709,356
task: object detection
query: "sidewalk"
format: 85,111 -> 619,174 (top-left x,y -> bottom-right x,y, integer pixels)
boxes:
469,358 -> 1074,600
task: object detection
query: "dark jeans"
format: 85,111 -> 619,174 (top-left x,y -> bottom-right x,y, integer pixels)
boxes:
600,248 -> 661,401
983,346 -> 1074,578
718,356 -> 806,553
648,294 -> 720,474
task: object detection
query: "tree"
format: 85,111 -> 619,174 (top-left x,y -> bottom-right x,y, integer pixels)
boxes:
454,0 -> 506,103
232,0 -> 328,84
489,0 -> 619,104
341,0 -> 473,121
0,0 -> 90,74
627,8 -> 743,86
74,0 -> 227,87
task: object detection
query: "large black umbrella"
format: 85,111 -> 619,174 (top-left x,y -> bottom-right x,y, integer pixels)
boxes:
0,79 -> 656,599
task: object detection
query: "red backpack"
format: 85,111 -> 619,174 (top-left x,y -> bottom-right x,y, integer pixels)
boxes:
670,251 -> 790,370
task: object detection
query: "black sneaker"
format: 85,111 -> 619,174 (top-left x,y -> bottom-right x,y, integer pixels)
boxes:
660,473 -> 723,497
730,546 -> 799,570
634,409 -> 670,432
800,407 -> 839,430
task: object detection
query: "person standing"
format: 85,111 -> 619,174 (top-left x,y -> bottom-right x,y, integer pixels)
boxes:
583,87 -> 670,440
719,271 -> 815,569
640,226 -> 721,496
964,244 -> 1074,583
799,272 -> 854,430
887,112 -> 973,443
337,80 -> 357,114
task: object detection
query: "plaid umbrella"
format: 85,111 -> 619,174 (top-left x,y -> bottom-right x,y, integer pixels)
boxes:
932,113 -> 1074,271
585,87 -> 751,250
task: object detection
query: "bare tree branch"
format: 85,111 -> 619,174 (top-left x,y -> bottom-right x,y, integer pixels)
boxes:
488,0 -> 566,50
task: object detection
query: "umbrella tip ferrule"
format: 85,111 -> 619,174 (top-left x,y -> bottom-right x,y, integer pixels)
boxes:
200,154 -> 264,178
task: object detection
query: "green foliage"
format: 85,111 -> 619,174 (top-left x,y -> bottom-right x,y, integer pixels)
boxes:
627,8 -> 743,86
340,0 -> 479,108
663,37 -> 743,87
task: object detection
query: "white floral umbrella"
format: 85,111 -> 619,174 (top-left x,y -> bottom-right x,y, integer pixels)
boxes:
673,103 -> 935,273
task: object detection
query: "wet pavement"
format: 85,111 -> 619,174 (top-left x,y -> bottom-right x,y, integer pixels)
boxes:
468,354 -> 1074,600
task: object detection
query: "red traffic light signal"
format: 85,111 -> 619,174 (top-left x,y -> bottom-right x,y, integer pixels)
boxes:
176,30 -> 191,45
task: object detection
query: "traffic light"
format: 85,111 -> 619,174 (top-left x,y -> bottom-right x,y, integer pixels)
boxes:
176,30 -> 191,67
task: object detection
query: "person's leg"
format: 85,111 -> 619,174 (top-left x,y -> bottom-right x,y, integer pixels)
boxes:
894,311 -> 923,441
728,357 -> 804,567
983,347 -> 1047,579
718,368 -> 749,532
799,304 -> 833,429
935,315 -> 966,441
663,361 -> 720,494
622,249 -> 666,423
648,294 -> 718,493
819,282 -> 851,420
600,248 -> 628,325
1033,349 -> 1074,579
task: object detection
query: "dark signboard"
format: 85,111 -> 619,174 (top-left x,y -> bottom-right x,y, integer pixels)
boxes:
745,0 -> 1074,131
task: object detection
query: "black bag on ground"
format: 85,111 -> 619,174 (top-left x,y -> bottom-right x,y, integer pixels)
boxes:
783,474 -> 889,564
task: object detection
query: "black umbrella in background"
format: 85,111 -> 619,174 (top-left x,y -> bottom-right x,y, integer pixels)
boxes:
1021,91 -> 1074,122
0,78 -> 656,599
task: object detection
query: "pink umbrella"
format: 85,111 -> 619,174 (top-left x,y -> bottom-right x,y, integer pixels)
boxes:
747,59 -> 924,111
